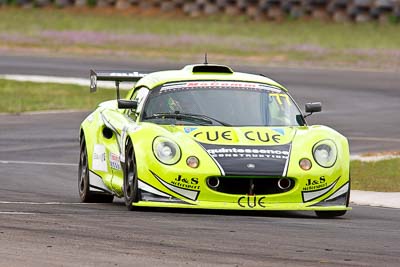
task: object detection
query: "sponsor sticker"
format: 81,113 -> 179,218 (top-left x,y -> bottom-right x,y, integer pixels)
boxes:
302,177 -> 328,191
206,147 -> 289,159
151,171 -> 200,201
191,130 -> 282,144
109,152 -> 121,170
92,144 -> 107,172
160,81 -> 282,93
184,127 -> 198,134
171,175 -> 200,190
238,195 -> 267,208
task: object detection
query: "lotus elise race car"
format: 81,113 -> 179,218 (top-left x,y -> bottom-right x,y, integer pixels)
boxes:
78,63 -> 350,218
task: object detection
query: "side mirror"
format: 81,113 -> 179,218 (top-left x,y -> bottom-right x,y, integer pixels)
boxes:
118,100 -> 138,109
305,102 -> 322,113
304,102 -> 322,118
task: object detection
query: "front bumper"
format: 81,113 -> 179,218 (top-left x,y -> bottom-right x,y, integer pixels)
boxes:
135,170 -> 351,211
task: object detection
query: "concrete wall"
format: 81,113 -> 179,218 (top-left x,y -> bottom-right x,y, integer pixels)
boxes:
2,0 -> 400,23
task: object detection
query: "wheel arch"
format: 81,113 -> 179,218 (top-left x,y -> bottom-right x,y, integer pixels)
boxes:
79,125 -> 95,172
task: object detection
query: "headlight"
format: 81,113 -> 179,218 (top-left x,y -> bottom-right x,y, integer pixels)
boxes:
153,137 -> 181,165
312,139 -> 337,168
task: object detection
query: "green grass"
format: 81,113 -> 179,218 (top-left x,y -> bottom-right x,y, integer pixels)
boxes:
351,158 -> 400,192
1,8 -> 399,69
0,79 -> 116,113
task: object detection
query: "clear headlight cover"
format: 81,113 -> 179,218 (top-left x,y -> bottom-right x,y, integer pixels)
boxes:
313,140 -> 337,168
153,137 -> 181,165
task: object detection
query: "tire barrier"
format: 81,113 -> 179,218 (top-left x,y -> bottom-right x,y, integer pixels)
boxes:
1,0 -> 400,23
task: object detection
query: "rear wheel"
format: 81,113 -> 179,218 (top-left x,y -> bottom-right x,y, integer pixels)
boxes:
123,140 -> 140,211
78,135 -> 114,203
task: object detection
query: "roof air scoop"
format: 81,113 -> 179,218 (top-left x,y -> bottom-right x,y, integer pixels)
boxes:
192,64 -> 234,74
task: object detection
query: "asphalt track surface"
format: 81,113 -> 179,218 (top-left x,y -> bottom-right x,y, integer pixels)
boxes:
1,55 -> 400,266
2,54 -> 400,154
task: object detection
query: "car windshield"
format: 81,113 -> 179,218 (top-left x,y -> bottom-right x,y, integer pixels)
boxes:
142,81 -> 302,126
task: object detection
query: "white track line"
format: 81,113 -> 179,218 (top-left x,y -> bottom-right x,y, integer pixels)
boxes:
0,211 -> 37,215
0,74 -> 89,86
0,160 -> 76,167
350,154 -> 400,162
0,201 -> 94,205
0,74 -> 133,89
348,136 -> 400,143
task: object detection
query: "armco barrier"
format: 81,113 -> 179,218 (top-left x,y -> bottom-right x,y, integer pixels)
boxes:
1,0 -> 400,23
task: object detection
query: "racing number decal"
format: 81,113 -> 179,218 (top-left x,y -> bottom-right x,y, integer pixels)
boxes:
270,93 -> 291,106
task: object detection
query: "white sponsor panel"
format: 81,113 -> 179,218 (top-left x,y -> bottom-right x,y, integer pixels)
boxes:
138,180 -> 170,198
157,178 -> 199,201
92,144 -> 107,172
326,183 -> 349,201
89,171 -> 112,193
302,180 -> 337,202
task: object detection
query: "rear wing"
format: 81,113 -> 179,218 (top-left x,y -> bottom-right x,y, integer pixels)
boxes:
89,69 -> 147,109
90,70 -> 147,93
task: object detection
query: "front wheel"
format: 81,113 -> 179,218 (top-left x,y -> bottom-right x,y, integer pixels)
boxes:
315,210 -> 347,218
123,140 -> 140,211
315,181 -> 350,218
78,135 -> 114,203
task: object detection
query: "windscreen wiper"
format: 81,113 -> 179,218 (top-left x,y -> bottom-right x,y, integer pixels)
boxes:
144,112 -> 231,126
179,112 -> 232,126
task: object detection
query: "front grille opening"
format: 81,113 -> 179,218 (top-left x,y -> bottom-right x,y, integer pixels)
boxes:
207,176 -> 295,195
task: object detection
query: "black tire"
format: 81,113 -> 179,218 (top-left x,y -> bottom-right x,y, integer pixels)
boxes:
315,184 -> 350,218
315,210 -> 347,218
78,135 -> 114,203
123,140 -> 140,211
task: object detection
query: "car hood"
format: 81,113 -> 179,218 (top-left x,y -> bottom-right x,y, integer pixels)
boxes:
166,125 -> 296,176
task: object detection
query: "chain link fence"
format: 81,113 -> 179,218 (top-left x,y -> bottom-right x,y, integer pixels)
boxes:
1,0 -> 400,23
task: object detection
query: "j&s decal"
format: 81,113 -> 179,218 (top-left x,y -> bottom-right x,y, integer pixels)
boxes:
238,196 -> 266,208
302,178 -> 339,203
302,176 -> 327,191
171,175 -> 200,190
151,171 -> 200,201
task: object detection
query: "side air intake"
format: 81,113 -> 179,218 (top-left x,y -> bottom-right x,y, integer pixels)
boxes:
192,65 -> 234,74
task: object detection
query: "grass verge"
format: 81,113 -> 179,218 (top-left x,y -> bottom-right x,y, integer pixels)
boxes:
0,7 -> 400,70
0,79 -> 115,113
351,158 -> 400,192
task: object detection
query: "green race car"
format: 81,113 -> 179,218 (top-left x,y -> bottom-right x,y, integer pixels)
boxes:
78,63 -> 350,218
